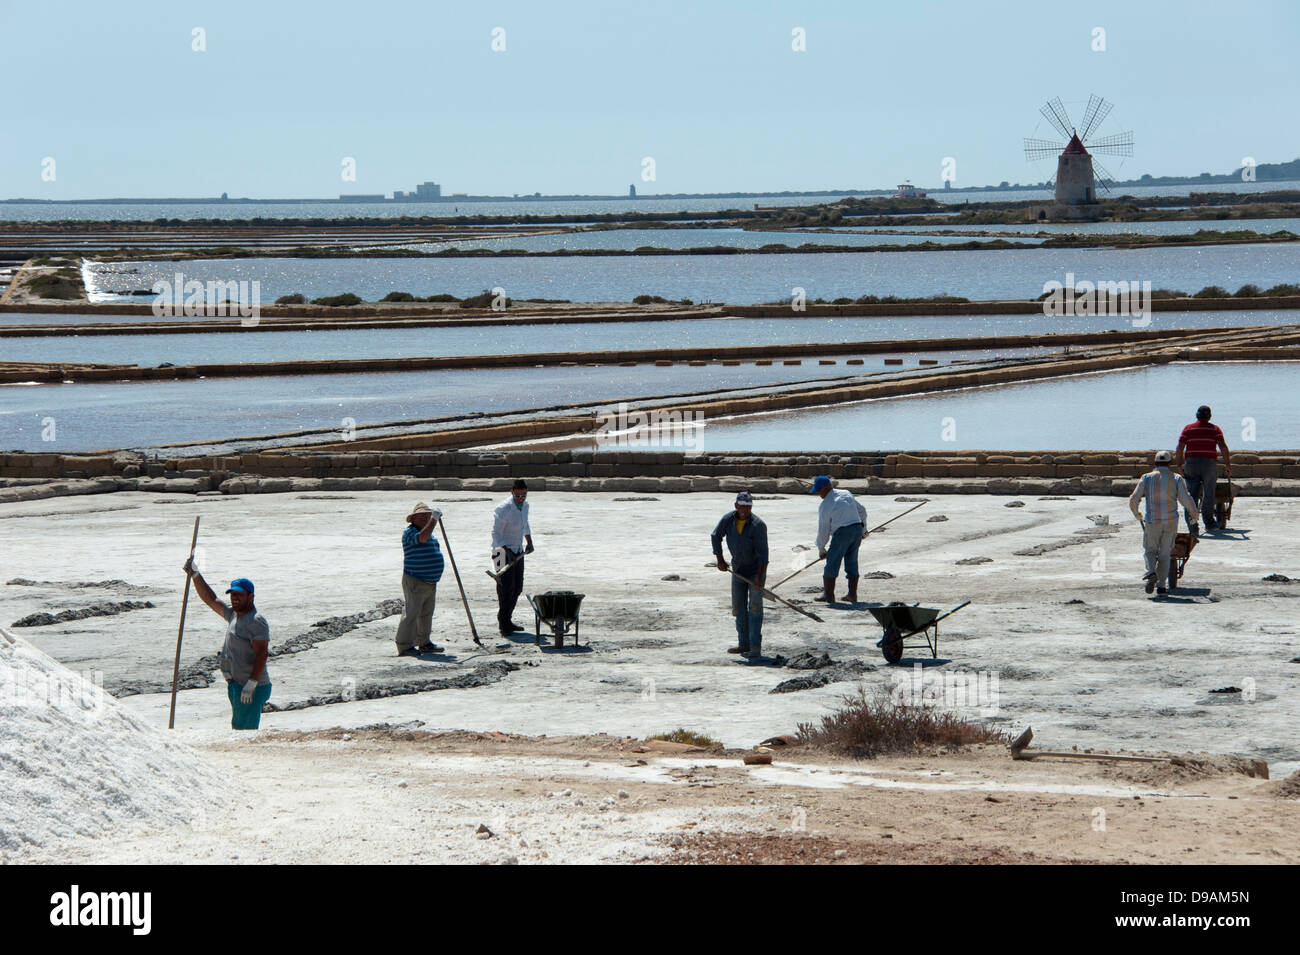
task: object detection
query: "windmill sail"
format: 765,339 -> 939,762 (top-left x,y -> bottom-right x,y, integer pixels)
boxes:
1038,97 -> 1074,140
1079,94 -> 1114,140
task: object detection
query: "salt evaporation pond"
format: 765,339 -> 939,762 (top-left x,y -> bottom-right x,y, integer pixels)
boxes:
5,311 -> 1296,365
80,242 -> 1300,305
698,362 -> 1300,451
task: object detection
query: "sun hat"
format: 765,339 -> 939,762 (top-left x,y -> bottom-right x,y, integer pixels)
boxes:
407,501 -> 443,523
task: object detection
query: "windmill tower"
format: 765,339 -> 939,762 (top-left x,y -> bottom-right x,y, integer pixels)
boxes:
1024,95 -> 1134,219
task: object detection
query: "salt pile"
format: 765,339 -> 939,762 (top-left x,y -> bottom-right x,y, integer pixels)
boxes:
0,628 -> 229,852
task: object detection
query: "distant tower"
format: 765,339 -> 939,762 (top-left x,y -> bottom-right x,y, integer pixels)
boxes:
1023,95 -> 1134,220
629,183 -> 636,197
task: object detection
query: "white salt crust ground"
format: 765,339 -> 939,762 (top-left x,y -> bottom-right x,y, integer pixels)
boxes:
2,489 -> 1298,861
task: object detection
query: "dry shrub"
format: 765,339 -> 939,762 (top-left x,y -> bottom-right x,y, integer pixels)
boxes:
797,687 -> 1009,758
651,728 -> 723,748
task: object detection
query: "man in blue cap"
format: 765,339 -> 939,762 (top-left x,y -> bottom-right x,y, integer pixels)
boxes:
184,561 -> 272,729
811,475 -> 867,604
711,490 -> 769,659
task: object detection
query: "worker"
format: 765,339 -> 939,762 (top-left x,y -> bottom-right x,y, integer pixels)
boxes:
492,479 -> 533,637
182,562 -> 271,729
711,491 -> 769,660
811,475 -> 867,604
1129,450 -> 1197,596
395,501 -> 445,657
1175,404 -> 1232,534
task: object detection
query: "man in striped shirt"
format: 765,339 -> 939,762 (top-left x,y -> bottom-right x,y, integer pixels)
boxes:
1129,451 -> 1197,596
395,501 -> 445,657
1175,405 -> 1232,534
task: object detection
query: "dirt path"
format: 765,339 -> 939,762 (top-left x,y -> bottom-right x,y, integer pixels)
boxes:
12,730 -> 1297,865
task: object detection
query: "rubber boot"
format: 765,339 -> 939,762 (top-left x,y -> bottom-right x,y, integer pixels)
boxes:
847,576 -> 859,604
816,576 -> 836,603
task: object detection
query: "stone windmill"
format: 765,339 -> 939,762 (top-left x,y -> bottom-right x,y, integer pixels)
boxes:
1024,95 -> 1134,217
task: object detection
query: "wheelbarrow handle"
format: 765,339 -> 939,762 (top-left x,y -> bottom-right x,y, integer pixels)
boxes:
931,600 -> 971,624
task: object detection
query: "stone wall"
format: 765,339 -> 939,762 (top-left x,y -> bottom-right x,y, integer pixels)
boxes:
2,449 -> 1297,504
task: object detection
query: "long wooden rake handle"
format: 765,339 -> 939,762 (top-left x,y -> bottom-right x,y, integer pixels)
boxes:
168,516 -> 200,730
438,517 -> 483,647
770,500 -> 929,591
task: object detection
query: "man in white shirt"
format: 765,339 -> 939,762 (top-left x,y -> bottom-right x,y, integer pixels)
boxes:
811,475 -> 867,604
491,479 -> 534,636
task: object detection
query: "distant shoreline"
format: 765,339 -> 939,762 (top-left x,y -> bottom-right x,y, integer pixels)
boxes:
7,177 -> 1300,205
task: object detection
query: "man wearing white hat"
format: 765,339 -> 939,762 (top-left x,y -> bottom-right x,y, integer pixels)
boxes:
1129,451 -> 1197,596
396,501 -> 446,656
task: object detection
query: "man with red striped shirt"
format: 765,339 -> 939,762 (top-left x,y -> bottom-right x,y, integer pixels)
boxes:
1176,405 -> 1232,534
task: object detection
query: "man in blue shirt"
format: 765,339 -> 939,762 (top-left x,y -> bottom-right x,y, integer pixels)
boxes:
711,491 -> 769,660
396,501 -> 445,657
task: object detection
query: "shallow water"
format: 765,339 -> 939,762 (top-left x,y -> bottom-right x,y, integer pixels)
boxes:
836,217 -> 1300,237
0,350 -> 1041,451
79,243 -> 1300,306
699,362 -> 1300,451
390,227 -> 1044,253
4,312 -> 1293,365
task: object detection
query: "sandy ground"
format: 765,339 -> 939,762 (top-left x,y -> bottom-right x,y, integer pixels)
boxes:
10,729 -> 1298,865
4,489 -> 1299,862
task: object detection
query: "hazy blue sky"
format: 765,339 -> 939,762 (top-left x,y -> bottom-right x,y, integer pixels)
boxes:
3,0 -> 1297,198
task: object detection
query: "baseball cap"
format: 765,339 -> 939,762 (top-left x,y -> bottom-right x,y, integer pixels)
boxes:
226,578 -> 255,595
735,491 -> 753,505
810,475 -> 832,494
1154,451 -> 1174,463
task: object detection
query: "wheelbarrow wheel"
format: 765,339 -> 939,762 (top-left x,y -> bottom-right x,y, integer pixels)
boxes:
880,626 -> 904,664
1215,501 -> 1226,527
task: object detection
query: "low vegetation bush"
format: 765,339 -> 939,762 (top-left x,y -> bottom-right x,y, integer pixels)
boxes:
1265,283 -> 1300,296
1193,285 -> 1229,298
310,293 -> 362,306
650,728 -> 723,748
274,293 -> 306,305
422,293 -> 459,302
26,271 -> 82,299
380,291 -> 417,302
633,294 -> 670,305
797,687 -> 1010,759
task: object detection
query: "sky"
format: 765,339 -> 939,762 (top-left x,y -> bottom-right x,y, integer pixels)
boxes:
3,0 -> 1298,199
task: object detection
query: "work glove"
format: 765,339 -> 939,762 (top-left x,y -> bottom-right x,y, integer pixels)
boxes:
716,556 -> 729,572
818,548 -> 828,560
524,541 -> 534,554
240,679 -> 258,704
183,557 -> 198,576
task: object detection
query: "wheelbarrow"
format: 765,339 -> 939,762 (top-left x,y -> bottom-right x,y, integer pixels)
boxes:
1214,478 -> 1235,527
869,600 -> 970,664
526,590 -> 585,647
1170,532 -> 1197,582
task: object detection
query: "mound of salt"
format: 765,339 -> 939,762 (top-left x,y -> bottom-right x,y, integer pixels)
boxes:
0,629 -> 229,852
